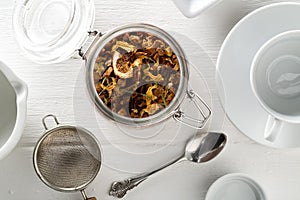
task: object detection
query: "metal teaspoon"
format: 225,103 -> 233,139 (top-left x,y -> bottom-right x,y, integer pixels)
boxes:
109,132 -> 227,198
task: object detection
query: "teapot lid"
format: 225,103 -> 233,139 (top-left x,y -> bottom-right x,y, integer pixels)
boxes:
13,0 -> 95,64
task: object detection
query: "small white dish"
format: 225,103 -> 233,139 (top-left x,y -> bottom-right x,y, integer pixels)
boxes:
216,2 -> 300,148
0,61 -> 27,160
205,173 -> 267,200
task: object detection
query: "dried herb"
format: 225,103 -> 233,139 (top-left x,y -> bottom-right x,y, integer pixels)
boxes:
94,31 -> 180,118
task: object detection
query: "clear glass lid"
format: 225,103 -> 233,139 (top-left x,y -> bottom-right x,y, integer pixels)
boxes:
13,0 -> 95,64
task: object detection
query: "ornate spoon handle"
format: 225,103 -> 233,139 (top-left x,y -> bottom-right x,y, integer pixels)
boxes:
109,176 -> 146,198
109,155 -> 186,198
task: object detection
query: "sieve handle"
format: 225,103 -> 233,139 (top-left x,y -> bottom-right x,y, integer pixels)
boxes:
42,114 -> 60,130
81,190 -> 97,200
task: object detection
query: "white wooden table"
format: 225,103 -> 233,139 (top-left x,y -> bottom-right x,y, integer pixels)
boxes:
1,0 -> 300,199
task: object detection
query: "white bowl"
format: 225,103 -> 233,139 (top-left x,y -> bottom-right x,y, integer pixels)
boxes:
0,61 -> 27,160
205,173 -> 267,200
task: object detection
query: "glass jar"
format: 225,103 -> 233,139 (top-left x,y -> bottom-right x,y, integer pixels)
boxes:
13,0 -> 211,128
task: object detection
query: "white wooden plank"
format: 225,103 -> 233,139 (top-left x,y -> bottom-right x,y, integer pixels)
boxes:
0,0 -> 300,199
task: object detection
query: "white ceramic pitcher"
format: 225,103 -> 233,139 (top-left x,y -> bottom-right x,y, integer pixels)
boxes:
0,61 -> 27,160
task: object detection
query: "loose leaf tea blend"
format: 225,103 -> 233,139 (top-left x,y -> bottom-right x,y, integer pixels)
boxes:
94,31 -> 180,118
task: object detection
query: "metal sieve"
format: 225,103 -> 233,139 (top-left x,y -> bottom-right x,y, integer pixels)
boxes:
33,114 -> 101,200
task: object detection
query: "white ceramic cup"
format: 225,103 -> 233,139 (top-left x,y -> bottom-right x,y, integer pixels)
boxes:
0,61 -> 27,160
250,30 -> 300,142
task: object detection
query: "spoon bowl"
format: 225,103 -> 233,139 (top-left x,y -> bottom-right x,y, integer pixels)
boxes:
185,132 -> 227,163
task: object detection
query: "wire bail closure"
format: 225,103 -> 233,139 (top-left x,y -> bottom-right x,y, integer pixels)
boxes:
173,90 -> 211,129
78,30 -> 102,60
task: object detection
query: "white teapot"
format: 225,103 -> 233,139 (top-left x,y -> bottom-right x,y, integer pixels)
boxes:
172,0 -> 222,18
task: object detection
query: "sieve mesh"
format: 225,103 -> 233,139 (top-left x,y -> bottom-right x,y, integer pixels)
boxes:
35,126 -> 101,191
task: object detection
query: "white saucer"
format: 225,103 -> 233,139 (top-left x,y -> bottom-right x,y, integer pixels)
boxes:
205,173 -> 267,200
216,2 -> 300,148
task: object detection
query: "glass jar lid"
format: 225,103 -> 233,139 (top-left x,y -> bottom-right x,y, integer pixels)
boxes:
13,0 -> 95,64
